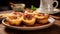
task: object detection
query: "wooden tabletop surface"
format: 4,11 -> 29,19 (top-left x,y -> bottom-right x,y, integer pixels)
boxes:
0,10 -> 60,34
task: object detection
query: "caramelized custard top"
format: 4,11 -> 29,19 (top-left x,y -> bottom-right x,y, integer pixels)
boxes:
8,16 -> 18,20
37,13 -> 45,16
24,14 -> 34,20
12,12 -> 23,17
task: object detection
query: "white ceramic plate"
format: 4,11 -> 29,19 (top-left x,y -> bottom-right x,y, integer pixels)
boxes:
2,17 -> 55,30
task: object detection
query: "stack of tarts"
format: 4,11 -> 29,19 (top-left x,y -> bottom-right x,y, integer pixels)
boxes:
4,10 -> 49,26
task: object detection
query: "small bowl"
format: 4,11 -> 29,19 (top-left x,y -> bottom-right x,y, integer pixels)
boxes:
2,17 -> 55,30
11,4 -> 25,11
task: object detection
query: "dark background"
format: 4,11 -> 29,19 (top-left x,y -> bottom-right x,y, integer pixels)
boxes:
0,0 -> 60,11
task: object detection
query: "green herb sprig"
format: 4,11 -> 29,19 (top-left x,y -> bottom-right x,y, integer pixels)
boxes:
30,5 -> 37,11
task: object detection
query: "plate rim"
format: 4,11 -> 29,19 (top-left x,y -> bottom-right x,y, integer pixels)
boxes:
2,17 -> 55,30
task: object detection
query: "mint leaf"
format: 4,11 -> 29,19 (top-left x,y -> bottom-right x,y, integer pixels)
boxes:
30,5 -> 37,10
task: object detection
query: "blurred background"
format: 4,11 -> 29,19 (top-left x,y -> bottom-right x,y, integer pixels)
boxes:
0,0 -> 60,11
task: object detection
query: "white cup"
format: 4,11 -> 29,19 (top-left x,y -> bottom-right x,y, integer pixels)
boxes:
37,0 -> 59,14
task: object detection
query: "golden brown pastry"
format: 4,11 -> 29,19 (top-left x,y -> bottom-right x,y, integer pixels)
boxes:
33,11 -> 40,15
6,12 -> 23,26
22,14 -> 36,25
0,14 -> 3,18
11,12 -> 23,17
6,15 -> 22,26
35,13 -> 49,24
24,8 -> 33,14
2,13 -> 11,17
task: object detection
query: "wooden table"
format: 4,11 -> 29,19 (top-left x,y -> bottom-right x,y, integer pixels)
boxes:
0,10 -> 60,34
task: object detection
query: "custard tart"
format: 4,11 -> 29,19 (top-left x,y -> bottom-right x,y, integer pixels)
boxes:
6,15 -> 23,26
35,13 -> 49,24
24,8 -> 33,14
11,11 -> 23,17
6,12 -> 23,26
22,14 -> 36,25
33,11 -> 40,15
